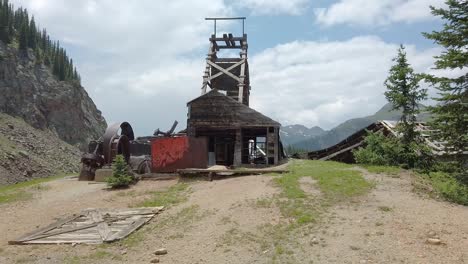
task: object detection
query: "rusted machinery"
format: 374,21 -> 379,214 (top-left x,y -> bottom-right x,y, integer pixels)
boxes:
79,122 -> 155,181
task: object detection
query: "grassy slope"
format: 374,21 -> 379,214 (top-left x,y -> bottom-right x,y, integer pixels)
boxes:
273,160 -> 373,226
0,174 -> 68,204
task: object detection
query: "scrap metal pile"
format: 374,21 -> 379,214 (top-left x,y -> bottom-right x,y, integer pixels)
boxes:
79,121 -> 180,181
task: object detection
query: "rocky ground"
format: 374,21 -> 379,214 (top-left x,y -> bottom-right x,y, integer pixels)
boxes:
0,165 -> 466,263
0,113 -> 81,184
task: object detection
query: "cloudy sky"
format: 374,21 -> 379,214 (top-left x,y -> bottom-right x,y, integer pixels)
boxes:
12,0 -> 447,135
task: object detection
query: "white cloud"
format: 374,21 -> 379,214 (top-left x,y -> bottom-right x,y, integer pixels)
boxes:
236,0 -> 309,15
315,0 -> 445,27
249,36 -> 440,129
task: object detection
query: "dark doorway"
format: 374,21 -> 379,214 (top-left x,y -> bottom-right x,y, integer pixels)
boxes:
215,137 -> 234,166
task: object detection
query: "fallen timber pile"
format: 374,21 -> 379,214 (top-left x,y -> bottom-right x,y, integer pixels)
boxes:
9,207 -> 164,245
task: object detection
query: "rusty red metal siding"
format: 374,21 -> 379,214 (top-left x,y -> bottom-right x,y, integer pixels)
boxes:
151,136 -> 208,173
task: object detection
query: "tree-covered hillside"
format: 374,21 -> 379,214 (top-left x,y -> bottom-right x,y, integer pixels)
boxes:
0,0 -> 80,83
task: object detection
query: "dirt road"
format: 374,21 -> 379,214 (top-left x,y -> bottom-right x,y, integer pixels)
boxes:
0,169 -> 467,263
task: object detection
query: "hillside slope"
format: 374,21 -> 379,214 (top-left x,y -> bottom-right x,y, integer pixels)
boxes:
0,113 -> 80,185
291,103 -> 430,151
0,41 -> 106,149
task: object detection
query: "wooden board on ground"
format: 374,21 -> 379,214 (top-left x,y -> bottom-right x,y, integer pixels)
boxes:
9,207 -> 164,245
177,168 -> 288,174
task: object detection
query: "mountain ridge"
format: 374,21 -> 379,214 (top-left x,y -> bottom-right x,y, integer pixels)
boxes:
288,103 -> 430,151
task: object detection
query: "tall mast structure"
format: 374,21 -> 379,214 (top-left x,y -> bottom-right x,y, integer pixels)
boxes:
201,17 -> 250,106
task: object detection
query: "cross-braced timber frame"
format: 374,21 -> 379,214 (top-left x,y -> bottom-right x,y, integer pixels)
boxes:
201,17 -> 250,105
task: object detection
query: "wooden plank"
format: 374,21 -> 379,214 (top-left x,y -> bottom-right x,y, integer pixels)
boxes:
105,217 -> 149,242
19,222 -> 101,242
9,214 -> 82,244
319,142 -> 363,161
90,210 -> 112,241
228,33 -> 236,46
178,168 -> 287,174
222,33 -> 231,46
25,239 -> 102,244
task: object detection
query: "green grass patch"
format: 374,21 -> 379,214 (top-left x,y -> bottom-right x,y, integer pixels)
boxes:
423,171 -> 468,206
0,174 -> 68,204
272,160 -> 373,225
378,206 -> 393,212
135,183 -> 190,208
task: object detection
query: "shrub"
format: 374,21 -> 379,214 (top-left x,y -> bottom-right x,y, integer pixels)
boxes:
106,155 -> 133,188
353,131 -> 403,166
425,171 -> 468,206
353,130 -> 433,169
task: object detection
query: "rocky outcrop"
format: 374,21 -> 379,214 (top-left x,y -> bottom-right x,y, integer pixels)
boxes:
0,41 -> 106,149
0,113 -> 81,184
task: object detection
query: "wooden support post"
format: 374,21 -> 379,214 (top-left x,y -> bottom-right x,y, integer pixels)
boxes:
202,38 -> 216,94
274,128 -> 279,165
233,129 -> 242,166
238,41 -> 247,104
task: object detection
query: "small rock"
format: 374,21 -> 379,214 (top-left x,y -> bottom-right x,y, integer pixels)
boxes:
121,249 -> 127,255
18,150 -> 29,158
350,245 -> 361,250
7,124 -> 14,129
426,238 -> 442,245
427,231 -> 436,237
376,231 -> 385,236
154,248 -> 167,255
310,238 -> 319,245
150,258 -> 160,263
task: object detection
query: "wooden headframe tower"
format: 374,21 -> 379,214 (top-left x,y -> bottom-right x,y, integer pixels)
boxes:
201,17 -> 250,105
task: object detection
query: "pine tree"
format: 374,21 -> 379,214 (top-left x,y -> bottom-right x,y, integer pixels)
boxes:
18,20 -> 28,50
422,0 -> 467,179
28,15 -> 36,49
107,155 -> 133,188
384,45 -> 427,167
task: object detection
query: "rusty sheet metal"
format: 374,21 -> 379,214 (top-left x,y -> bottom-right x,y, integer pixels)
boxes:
151,136 -> 208,173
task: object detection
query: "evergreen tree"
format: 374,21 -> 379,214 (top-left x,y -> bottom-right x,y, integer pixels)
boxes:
107,155 -> 133,188
18,20 -> 28,50
28,15 -> 36,49
423,0 -> 467,179
384,45 -> 427,167
0,2 -> 81,83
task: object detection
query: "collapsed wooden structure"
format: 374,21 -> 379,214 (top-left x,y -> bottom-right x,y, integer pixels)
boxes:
308,120 -> 447,163
10,207 -> 164,245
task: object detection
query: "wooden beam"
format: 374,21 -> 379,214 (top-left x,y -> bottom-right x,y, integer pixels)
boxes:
222,33 -> 230,47
207,60 -> 242,82
206,59 -> 245,82
228,33 -> 236,46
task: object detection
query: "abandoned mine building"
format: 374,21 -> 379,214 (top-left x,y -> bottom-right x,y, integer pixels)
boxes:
187,17 -> 284,167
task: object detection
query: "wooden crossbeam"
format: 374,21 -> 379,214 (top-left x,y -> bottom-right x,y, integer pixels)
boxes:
206,59 -> 245,82
228,33 -> 236,46
207,60 -> 242,82
222,34 -> 230,47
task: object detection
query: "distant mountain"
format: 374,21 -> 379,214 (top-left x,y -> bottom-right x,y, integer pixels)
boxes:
280,124 -> 325,146
289,103 -> 430,151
